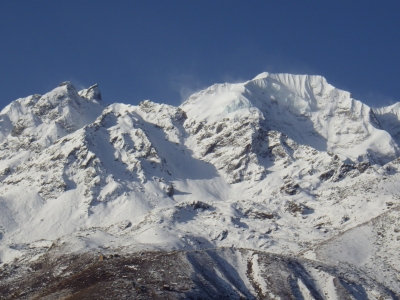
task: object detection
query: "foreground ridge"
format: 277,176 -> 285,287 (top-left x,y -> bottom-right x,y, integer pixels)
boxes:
1,247 -> 398,299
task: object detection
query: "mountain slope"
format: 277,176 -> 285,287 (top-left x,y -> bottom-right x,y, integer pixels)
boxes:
181,73 -> 398,165
0,82 -> 104,177
0,74 -> 400,298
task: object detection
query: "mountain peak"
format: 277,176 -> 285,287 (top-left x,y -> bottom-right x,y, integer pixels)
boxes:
1,75 -> 400,297
252,72 -> 269,80
79,83 -> 102,102
58,81 -> 76,90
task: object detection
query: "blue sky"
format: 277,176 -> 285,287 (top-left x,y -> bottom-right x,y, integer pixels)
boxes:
1,1 -> 399,108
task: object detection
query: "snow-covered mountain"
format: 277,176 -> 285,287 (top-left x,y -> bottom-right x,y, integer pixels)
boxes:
1,74 -> 400,299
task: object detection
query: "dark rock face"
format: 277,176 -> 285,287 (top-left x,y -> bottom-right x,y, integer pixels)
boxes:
244,209 -> 275,220
10,122 -> 26,137
319,169 -> 335,181
164,183 -> 174,197
285,201 -> 312,216
319,161 -> 371,182
281,181 -> 301,195
0,248 -> 396,300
